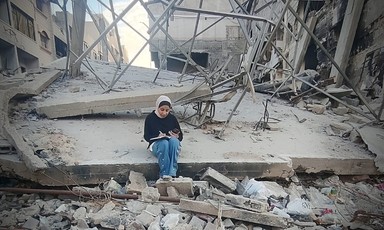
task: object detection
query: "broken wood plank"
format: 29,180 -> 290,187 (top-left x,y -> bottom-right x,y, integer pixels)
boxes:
179,199 -> 290,228
37,84 -> 212,118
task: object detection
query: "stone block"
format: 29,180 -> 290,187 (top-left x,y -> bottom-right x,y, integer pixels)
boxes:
155,177 -> 193,196
22,217 -> 40,230
127,171 -> 148,193
161,213 -> 180,229
77,218 -> 89,229
222,218 -> 234,228
146,204 -> 162,216
125,200 -> 148,214
332,106 -> 349,115
167,186 -> 180,198
203,222 -> 217,230
141,187 -> 160,202
200,167 -> 236,193
174,223 -> 193,230
165,207 -> 192,223
73,207 -> 87,220
189,216 -> 206,230
126,221 -> 146,230
136,211 -> 156,227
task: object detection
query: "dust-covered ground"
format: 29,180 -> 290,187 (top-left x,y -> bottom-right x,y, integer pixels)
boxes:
8,59 -> 377,171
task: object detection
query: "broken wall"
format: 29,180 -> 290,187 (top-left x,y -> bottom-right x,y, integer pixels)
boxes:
313,0 -> 384,90
348,0 -> 384,96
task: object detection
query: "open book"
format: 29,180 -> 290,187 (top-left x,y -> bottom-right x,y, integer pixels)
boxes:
150,136 -> 171,141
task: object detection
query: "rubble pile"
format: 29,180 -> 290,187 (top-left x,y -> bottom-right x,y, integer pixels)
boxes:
0,169 -> 383,229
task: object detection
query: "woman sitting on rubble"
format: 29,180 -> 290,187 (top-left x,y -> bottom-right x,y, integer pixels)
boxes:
144,95 -> 183,180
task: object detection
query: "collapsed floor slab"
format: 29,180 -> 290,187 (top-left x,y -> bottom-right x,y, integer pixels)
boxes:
1,64 -> 381,186
37,84 -> 211,118
0,70 -> 61,172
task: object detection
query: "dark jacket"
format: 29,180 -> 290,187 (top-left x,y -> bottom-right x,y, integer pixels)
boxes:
144,111 -> 183,147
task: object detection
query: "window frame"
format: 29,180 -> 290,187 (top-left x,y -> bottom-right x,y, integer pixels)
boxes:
11,3 -> 35,40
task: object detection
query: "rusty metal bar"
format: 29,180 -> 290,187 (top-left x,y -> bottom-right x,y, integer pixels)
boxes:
0,187 -> 180,203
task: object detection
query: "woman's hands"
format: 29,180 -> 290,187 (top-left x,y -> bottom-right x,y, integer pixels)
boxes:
168,128 -> 180,138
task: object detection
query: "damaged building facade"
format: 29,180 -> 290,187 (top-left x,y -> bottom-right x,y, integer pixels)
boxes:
0,0 -> 57,73
256,0 -> 383,107
147,1 -> 247,73
0,0 -> 128,75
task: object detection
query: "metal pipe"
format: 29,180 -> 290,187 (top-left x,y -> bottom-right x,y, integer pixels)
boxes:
0,187 -> 180,203
257,0 -> 290,65
180,0 -> 203,79
147,0 -> 179,34
140,0 -> 209,80
73,0 -> 139,68
173,6 -> 276,25
86,5 -> 119,65
109,0 -> 124,66
229,0 -> 252,45
291,76 -> 376,121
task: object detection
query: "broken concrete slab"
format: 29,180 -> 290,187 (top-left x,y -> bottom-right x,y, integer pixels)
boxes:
37,84 -> 211,118
224,194 -> 268,213
357,126 -> 384,172
155,177 -> 193,196
292,157 -> 379,175
19,70 -> 61,96
0,70 -> 61,172
179,199 -> 290,228
200,167 -> 236,193
2,120 -> 48,171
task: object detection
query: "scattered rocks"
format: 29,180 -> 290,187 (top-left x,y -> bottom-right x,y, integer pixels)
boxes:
0,172 -> 382,229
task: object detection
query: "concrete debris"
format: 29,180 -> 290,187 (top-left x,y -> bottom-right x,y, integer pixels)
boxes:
357,126 -> 384,172
103,178 -> 123,194
332,106 -> 349,116
126,171 -> 148,194
140,187 -> 160,203
36,84 -> 211,119
155,177 -> 193,196
306,104 -> 326,114
0,173 -> 383,229
200,167 -> 237,193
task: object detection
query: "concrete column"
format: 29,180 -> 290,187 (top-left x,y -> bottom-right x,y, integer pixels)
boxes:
70,0 -> 87,77
330,0 -> 364,87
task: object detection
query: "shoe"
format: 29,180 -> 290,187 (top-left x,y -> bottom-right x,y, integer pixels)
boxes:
162,175 -> 172,181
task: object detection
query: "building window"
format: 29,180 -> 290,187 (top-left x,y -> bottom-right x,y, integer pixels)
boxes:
36,0 -> 43,12
40,31 -> 49,48
11,4 -> 35,40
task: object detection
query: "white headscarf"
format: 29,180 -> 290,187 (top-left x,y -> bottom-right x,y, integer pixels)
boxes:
155,95 -> 171,108
155,95 -> 171,117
